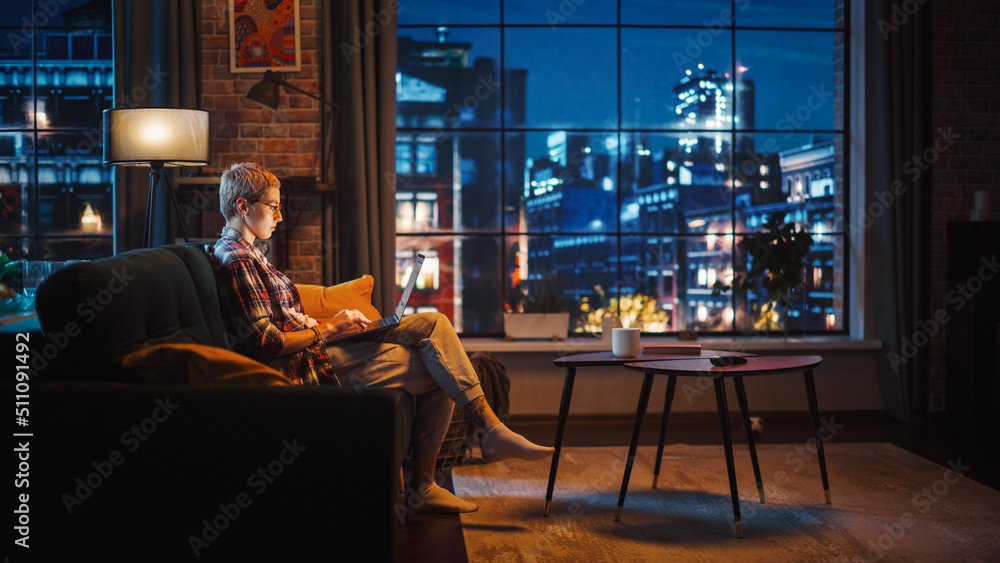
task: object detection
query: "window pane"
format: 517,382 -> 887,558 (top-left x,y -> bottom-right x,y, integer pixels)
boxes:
505,0 -> 616,25
622,28 -> 732,129
622,0 -> 732,26
397,235 -> 504,334
398,0 -> 499,25
621,132 -> 733,234
506,233 -> 617,333
0,78 -> 32,129
506,131 -> 619,233
39,86 -> 111,129
621,235 -> 733,332
0,132 -> 32,235
37,131 -> 111,236
396,131 -> 501,233
736,30 -> 840,132
505,28 -> 616,129
734,133 -> 843,234
397,28 -> 501,129
685,235 -> 735,332
740,0 -> 840,29
731,233 -> 844,333
0,1 -> 112,262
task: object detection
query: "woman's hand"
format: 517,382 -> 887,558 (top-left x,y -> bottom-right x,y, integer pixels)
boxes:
323,309 -> 373,337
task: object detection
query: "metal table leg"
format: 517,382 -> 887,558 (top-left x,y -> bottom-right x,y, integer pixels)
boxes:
544,367 -> 576,516
615,372 -> 655,521
733,376 -> 765,504
651,375 -> 677,489
804,369 -> 831,504
714,377 -> 743,538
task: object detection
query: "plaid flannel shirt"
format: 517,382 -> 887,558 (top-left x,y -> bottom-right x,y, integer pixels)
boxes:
213,227 -> 337,386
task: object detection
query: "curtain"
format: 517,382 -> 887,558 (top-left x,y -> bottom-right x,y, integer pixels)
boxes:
323,0 -> 397,312
865,1 -> 932,422
111,0 -> 201,252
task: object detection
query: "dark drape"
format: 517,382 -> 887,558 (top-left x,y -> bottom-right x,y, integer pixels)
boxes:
866,1 -> 933,422
323,0 -> 397,311
111,0 -> 201,252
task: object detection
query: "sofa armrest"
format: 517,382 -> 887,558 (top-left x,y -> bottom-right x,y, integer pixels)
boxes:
26,383 -> 414,562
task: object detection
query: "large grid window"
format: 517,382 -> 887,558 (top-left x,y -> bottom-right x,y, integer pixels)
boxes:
396,0 -> 847,335
0,1 -> 114,262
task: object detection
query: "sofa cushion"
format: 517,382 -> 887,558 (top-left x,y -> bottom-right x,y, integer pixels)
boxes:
34,246 -> 221,381
121,343 -> 290,386
296,275 -> 381,321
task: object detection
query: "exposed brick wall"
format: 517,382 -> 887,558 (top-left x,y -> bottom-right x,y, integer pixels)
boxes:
199,0 -> 325,284
928,0 -> 1000,411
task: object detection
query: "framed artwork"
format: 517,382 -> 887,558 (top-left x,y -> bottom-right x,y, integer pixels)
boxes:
229,0 -> 302,74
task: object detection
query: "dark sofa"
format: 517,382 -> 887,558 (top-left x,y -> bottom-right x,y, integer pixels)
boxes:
19,244 -> 414,562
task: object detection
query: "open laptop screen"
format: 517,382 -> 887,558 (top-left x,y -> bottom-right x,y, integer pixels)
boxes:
395,254 -> 425,319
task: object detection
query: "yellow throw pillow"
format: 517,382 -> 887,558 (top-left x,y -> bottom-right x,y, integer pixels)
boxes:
121,343 -> 290,386
296,275 -> 381,321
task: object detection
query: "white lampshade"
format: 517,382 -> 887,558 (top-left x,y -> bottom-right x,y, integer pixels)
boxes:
103,108 -> 210,167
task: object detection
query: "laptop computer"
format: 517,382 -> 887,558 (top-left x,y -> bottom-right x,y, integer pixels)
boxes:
324,253 -> 425,343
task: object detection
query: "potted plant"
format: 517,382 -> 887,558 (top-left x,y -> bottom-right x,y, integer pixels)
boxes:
576,285 -> 671,338
0,255 -> 23,312
503,276 -> 570,341
712,211 -> 814,334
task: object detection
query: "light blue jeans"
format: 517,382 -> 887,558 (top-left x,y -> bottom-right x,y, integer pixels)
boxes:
325,312 -> 484,455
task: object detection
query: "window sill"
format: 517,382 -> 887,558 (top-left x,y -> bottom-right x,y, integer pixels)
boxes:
460,335 -> 883,354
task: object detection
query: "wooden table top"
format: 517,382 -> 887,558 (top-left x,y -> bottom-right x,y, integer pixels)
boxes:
553,349 -> 756,367
623,355 -> 823,377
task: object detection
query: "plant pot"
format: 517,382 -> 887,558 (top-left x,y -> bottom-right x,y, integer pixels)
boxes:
503,312 -> 570,341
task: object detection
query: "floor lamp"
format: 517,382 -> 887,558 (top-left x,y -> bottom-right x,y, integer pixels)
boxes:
103,108 -> 211,248
246,70 -> 340,281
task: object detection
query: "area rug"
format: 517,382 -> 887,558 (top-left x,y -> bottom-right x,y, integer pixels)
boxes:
452,443 -> 1000,562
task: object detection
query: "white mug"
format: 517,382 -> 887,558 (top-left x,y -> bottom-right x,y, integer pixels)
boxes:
612,327 -> 641,358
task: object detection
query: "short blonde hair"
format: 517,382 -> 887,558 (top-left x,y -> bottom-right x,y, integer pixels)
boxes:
219,162 -> 280,219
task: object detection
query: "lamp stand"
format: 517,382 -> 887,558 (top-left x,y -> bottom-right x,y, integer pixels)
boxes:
143,161 -> 191,248
143,162 -> 163,249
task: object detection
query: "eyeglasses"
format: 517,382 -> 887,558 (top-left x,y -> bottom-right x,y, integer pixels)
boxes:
253,201 -> 282,219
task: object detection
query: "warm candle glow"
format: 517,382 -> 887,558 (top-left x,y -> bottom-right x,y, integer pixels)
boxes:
81,203 -> 102,233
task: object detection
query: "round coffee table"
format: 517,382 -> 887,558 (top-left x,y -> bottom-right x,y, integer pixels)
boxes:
623,355 -> 827,538
544,349 -> 756,519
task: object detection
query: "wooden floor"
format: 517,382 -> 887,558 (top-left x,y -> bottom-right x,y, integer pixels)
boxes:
396,411 -> 1000,563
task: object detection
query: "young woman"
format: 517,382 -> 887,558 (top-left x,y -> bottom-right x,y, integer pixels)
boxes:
213,162 -> 552,514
